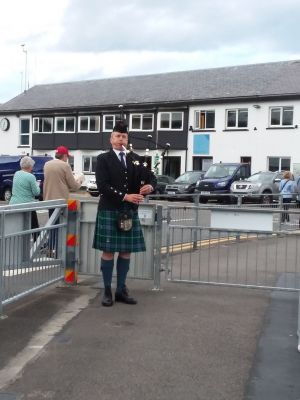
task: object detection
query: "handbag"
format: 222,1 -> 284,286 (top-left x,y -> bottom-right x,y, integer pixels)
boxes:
117,210 -> 133,231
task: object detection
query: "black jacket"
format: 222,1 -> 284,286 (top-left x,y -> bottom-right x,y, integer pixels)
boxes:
95,149 -> 157,211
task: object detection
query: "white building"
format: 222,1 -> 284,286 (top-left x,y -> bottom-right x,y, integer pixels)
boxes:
0,59 -> 300,179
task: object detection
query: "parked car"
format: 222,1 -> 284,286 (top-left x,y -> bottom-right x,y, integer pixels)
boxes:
195,163 -> 251,203
0,155 -> 53,201
230,171 -> 284,204
86,178 -> 99,197
165,171 -> 205,200
87,174 -> 175,197
153,175 -> 175,195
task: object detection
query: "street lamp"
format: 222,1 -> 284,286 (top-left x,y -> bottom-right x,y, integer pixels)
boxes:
21,44 -> 28,91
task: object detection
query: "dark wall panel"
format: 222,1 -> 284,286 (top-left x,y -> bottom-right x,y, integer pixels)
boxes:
32,134 -> 55,150
77,133 -> 102,149
54,134 -> 77,149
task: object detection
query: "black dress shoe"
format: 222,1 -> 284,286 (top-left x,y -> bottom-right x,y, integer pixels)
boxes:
102,286 -> 113,307
115,286 -> 137,305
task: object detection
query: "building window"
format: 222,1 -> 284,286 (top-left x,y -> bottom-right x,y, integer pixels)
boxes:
130,113 -> 154,131
55,117 -> 76,133
158,112 -> 183,130
78,116 -> 100,132
270,107 -> 293,127
83,156 -> 98,173
194,110 -> 215,129
268,157 -> 290,172
20,119 -> 30,146
33,117 -> 53,133
226,109 -> 248,128
103,115 -> 115,131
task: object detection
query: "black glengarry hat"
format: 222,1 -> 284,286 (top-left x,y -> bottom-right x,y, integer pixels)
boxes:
113,121 -> 128,134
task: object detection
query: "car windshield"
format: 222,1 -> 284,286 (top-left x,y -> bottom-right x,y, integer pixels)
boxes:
247,172 -> 274,183
175,172 -> 203,184
204,165 -> 237,179
157,175 -> 173,183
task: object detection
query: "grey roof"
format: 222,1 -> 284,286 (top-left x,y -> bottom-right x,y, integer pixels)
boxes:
1,60 -> 300,112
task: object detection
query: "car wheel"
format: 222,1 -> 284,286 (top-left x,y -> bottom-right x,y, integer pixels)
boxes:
3,187 -> 12,202
261,193 -> 272,204
200,197 -> 208,204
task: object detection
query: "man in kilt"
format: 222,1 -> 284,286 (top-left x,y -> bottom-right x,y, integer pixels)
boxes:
93,121 -> 157,306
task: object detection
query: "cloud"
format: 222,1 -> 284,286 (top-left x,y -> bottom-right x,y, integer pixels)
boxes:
58,0 -> 300,52
0,0 -> 300,103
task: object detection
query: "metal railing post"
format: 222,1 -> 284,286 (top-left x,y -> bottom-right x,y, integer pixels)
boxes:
64,200 -> 79,285
193,200 -> 200,249
153,205 -> 163,290
165,207 -> 171,280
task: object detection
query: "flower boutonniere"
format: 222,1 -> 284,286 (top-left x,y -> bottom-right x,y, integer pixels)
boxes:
133,160 -> 140,166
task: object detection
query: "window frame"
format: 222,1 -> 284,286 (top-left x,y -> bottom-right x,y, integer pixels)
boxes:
78,116 -> 100,132
19,118 -> 30,146
82,155 -> 98,174
267,156 -> 291,172
157,111 -> 184,130
32,117 -> 53,134
129,113 -> 154,131
269,106 -> 294,127
103,115 -> 116,132
194,110 -> 215,130
225,108 -> 248,129
54,116 -> 76,133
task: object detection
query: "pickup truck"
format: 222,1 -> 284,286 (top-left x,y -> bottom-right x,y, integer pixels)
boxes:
0,155 -> 52,201
195,162 -> 251,203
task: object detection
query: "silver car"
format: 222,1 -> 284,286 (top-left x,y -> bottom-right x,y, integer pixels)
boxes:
86,178 -> 99,197
230,171 -> 284,204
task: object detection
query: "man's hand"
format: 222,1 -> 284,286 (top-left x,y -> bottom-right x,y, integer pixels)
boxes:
124,193 -> 144,204
139,184 -> 153,195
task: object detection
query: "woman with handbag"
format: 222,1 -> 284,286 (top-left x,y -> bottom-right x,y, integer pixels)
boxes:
279,171 -> 296,223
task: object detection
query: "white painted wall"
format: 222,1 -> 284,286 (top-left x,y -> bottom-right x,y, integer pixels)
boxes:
188,100 -> 300,174
0,115 -> 32,155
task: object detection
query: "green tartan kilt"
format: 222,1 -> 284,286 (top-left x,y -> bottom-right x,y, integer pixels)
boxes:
93,210 -> 146,253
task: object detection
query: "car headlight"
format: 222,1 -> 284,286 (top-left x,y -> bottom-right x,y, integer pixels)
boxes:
216,181 -> 227,188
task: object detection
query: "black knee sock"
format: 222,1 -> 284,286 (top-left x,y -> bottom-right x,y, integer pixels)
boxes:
116,257 -> 130,291
100,258 -> 114,287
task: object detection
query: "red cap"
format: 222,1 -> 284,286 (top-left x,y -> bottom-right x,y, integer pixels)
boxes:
56,146 -> 71,156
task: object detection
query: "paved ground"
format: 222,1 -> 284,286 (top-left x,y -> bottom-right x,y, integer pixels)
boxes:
0,276 -> 299,400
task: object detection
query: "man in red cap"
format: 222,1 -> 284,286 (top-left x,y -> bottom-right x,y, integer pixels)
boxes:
43,146 -> 83,201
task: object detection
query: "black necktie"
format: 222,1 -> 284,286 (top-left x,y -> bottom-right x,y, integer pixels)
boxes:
119,151 -> 126,168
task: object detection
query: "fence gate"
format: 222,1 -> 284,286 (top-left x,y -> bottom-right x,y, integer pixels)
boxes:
165,205 -> 300,352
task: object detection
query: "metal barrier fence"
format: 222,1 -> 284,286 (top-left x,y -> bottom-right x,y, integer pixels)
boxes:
77,199 -> 162,289
165,203 -> 300,232
0,200 -> 67,316
163,203 -> 300,351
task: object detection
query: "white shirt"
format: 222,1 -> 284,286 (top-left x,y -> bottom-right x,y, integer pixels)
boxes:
113,149 -> 127,167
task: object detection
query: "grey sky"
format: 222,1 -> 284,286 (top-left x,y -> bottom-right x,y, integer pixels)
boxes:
59,0 -> 300,52
0,0 -> 300,103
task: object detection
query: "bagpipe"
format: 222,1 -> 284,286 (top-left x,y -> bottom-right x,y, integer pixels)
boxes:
118,105 -> 171,174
